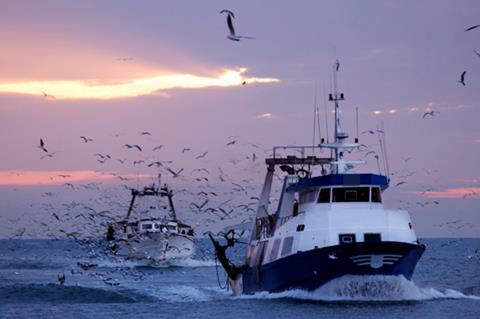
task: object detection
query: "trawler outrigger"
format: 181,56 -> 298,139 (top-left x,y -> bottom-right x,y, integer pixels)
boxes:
107,177 -> 195,265
210,67 -> 425,295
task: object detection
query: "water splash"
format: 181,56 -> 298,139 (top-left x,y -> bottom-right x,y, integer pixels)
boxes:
239,275 -> 480,302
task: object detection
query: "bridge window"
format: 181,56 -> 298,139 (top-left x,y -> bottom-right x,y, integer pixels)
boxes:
332,187 -> 370,202
317,188 -> 331,203
371,187 -> 382,202
299,189 -> 318,204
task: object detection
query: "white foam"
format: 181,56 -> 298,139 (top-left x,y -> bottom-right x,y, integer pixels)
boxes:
147,285 -> 224,302
237,275 -> 480,302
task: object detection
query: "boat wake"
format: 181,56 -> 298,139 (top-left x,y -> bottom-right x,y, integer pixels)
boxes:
239,275 -> 480,302
152,258 -> 216,268
87,258 -> 216,269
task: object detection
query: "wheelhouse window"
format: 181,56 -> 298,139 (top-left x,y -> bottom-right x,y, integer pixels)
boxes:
142,224 -> 153,230
332,187 -> 370,202
299,189 -> 318,204
317,188 -> 331,203
371,187 -> 382,203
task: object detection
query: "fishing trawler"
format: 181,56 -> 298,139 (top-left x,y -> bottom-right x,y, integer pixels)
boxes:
210,66 -> 425,294
106,177 -> 195,265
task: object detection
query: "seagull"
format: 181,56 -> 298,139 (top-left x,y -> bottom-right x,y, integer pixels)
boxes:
166,167 -> 184,178
465,24 -> 480,32
147,161 -> 163,168
38,138 -> 48,153
459,71 -> 466,86
226,140 -> 237,146
195,152 -> 208,159
182,148 -> 191,153
220,9 -> 255,41
474,49 -> 480,57
335,59 -> 340,72
152,145 -> 164,151
133,160 -> 145,165
139,131 -> 151,136
41,90 -> 55,99
395,181 -> 406,187
40,152 -> 56,159
124,144 -> 142,151
80,136 -> 93,143
423,110 -> 440,118
361,130 -> 375,135
57,272 -> 65,285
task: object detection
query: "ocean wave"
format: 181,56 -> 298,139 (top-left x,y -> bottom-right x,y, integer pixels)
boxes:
0,259 -> 65,270
237,275 -> 480,302
0,283 -> 156,303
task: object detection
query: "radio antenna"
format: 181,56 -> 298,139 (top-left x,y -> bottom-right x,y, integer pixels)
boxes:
323,85 -> 330,143
312,82 -> 318,156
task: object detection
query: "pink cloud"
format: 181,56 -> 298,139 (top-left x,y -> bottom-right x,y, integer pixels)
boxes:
0,170 -> 155,186
420,187 -> 480,199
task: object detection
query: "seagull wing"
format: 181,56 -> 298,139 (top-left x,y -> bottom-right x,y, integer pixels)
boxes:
226,14 -> 236,36
220,9 -> 235,18
474,49 -> 480,57
465,24 -> 480,32
134,145 -> 142,151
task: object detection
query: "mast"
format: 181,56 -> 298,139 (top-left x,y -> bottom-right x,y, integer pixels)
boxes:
321,60 -> 362,174
161,185 -> 177,220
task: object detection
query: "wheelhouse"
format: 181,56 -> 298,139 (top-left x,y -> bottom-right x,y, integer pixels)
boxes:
289,173 -> 388,206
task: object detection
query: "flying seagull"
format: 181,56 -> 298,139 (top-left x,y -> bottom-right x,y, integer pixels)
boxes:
195,151 -> 208,159
38,139 -> 48,153
80,136 -> 93,143
220,9 -> 255,41
474,49 -> 480,57
147,161 -> 163,168
152,145 -> 164,151
465,24 -> 480,32
423,110 -> 440,118
166,167 -> 184,178
124,144 -> 142,151
40,152 -> 56,159
459,71 -> 466,86
41,91 -> 55,99
335,59 -> 340,72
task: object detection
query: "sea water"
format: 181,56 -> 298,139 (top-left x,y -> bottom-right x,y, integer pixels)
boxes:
0,238 -> 478,319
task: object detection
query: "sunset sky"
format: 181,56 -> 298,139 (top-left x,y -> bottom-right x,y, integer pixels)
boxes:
1,0 -> 479,238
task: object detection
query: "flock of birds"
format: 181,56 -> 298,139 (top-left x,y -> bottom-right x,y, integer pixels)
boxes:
6,9 -> 480,287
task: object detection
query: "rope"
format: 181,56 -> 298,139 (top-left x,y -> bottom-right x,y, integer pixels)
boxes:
214,253 -> 227,290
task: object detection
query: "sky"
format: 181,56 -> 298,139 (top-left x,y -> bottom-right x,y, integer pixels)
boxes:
0,0 -> 479,238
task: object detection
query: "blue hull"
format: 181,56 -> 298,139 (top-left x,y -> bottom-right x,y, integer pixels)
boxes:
242,241 -> 425,294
